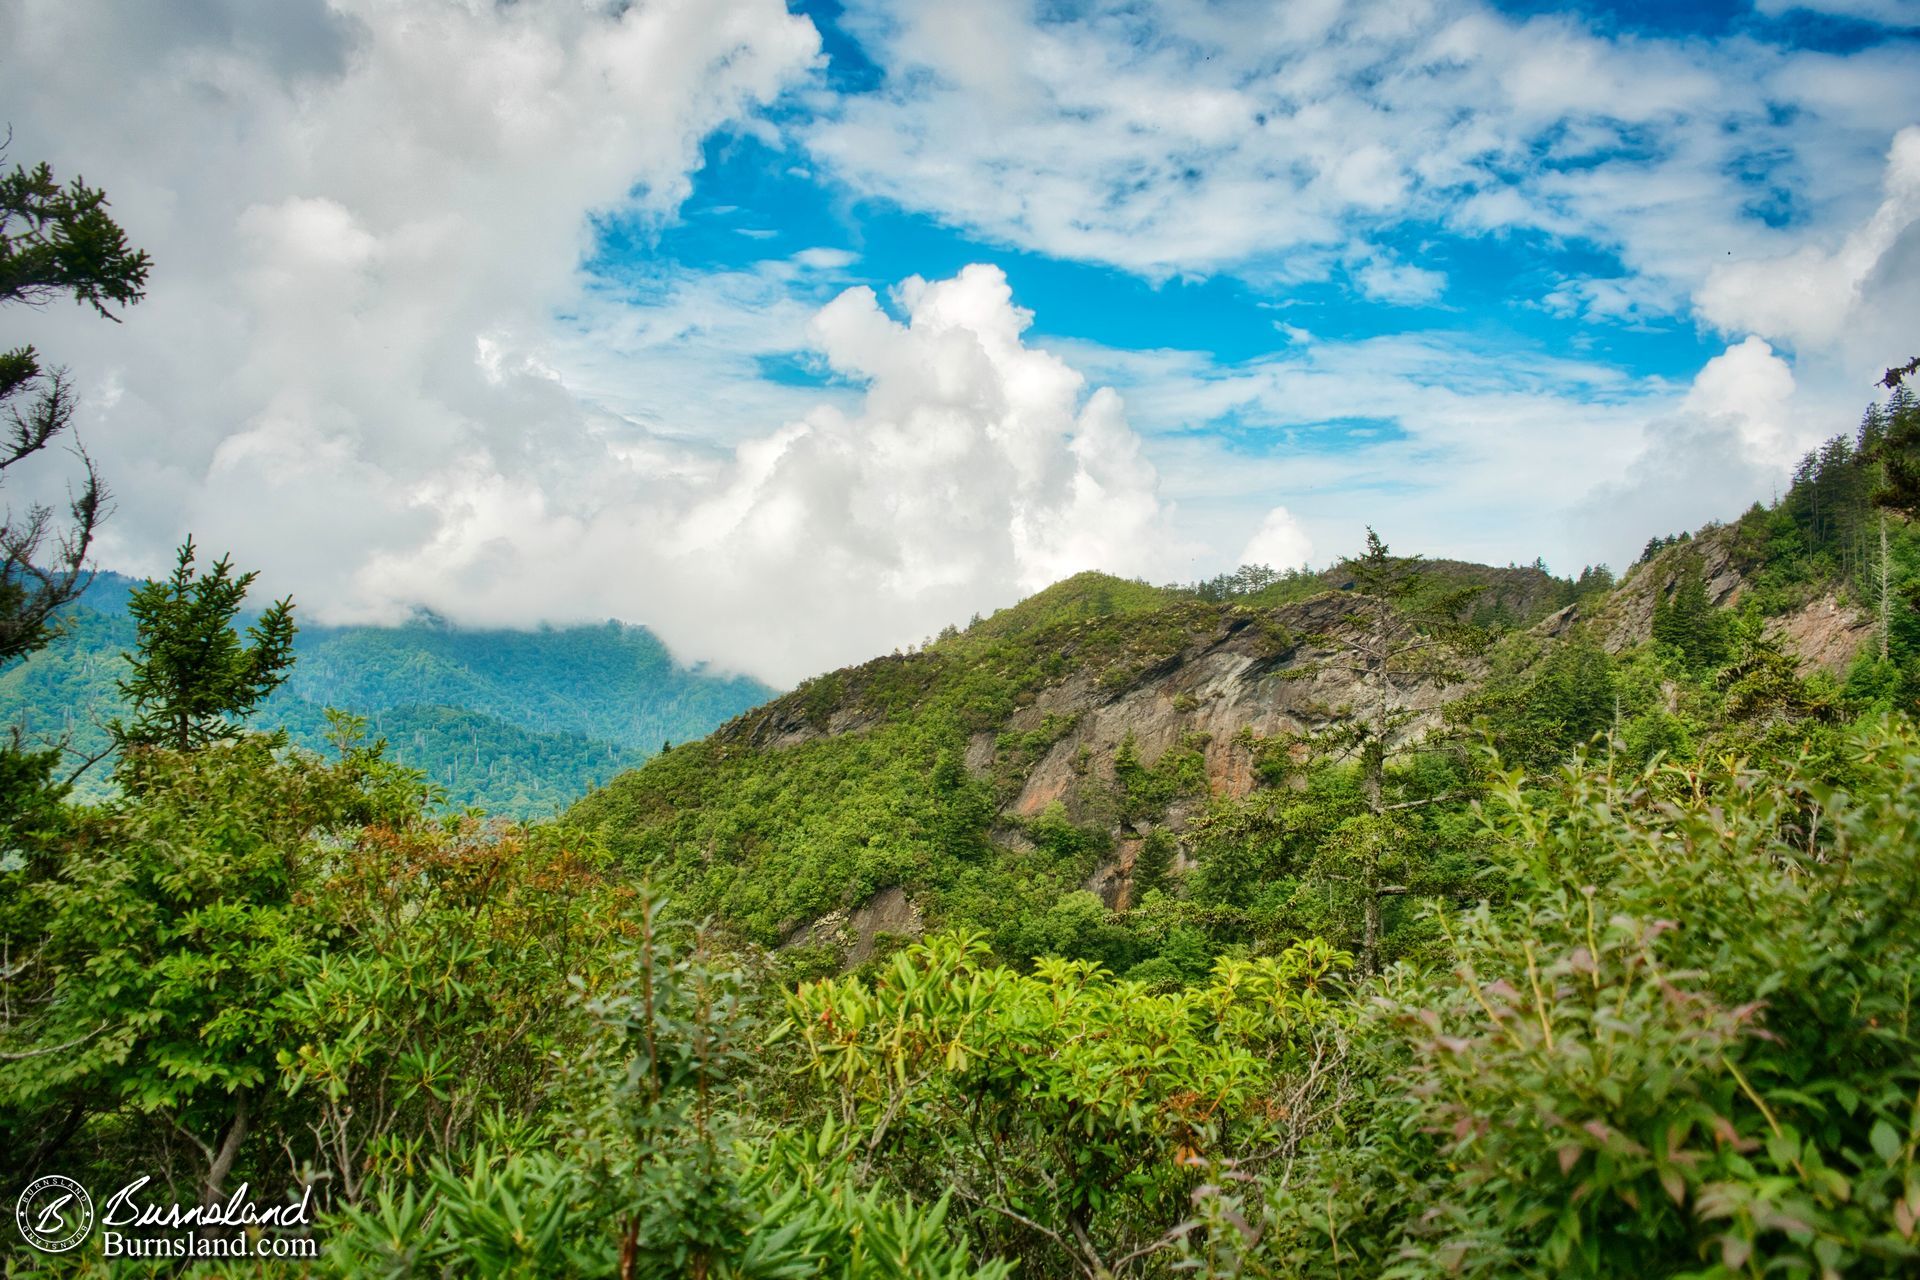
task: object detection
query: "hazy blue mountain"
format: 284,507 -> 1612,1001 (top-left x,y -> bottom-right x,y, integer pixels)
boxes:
0,572 -> 776,817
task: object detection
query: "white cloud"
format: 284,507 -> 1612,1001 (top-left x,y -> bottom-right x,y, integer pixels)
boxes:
5,0 -> 1909,695
1353,255 -> 1448,306
0,0 -> 819,660
793,247 -> 858,271
1239,507 -> 1314,571
1539,275 -> 1679,327
1569,339 -> 1806,562
0,0 -> 1194,687
353,264 -> 1184,684
806,0 -> 1919,308
1680,337 -> 1802,468
550,256 -> 862,448
1696,126 -> 1920,352
0,2 -> 1187,687
1045,324 -> 1851,581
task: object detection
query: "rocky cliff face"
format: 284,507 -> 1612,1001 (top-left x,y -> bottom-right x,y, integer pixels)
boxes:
986,592 -> 1453,822
729,587 -> 1485,937
1539,524 -> 1873,676
727,589 -> 1468,815
1765,596 -> 1877,675
781,885 -> 924,965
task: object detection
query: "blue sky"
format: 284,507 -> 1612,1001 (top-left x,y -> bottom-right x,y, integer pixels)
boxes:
631,124 -> 1726,375
6,0 -> 1919,682
624,0 -> 1912,390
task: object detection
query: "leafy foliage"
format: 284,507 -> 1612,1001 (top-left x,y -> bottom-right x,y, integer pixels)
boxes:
1,725 -> 420,1201
1184,721 -> 1920,1279
786,933 -> 1353,1278
322,894 -> 1003,1279
1874,385 -> 1920,521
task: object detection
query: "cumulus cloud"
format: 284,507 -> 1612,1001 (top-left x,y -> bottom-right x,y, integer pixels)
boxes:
5,0 -> 1910,696
1679,338 -> 1803,468
1566,339 -> 1808,567
549,252 -> 866,449
0,0 -> 1189,686
353,265 -> 1181,684
0,0 -> 818,660
1051,325 -> 1850,583
1696,126 -> 1920,352
1239,507 -> 1314,571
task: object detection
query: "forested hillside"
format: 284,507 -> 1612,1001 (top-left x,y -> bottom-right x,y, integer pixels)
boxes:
569,397 -> 1918,979
5,388 -> 1918,1277
0,575 -> 774,815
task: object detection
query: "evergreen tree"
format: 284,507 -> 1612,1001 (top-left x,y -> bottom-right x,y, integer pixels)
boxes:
1875,384 -> 1920,521
0,147 -> 151,664
1528,633 -> 1617,758
115,539 -> 296,752
1294,529 -> 1487,970
1881,353 -> 1919,392
1132,827 -> 1176,899
1332,530 -> 1485,805
930,743 -> 991,861
1650,550 -> 1728,670
1572,564 -> 1615,598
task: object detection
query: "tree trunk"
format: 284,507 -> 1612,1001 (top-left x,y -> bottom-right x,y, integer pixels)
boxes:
619,1214 -> 639,1280
24,1100 -> 86,1182
1361,684 -> 1387,974
1880,511 -> 1892,663
1362,890 -> 1381,976
1362,736 -> 1384,817
204,1091 -> 250,1208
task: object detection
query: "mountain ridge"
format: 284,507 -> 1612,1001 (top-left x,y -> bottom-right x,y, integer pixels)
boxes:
569,515 -> 1884,963
0,574 -> 777,816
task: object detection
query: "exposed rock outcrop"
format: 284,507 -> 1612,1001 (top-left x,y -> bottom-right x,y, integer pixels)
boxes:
1570,526 -> 1747,651
1000,601 -> 1455,826
1538,525 -> 1874,676
781,885 -> 924,967
1764,596 -> 1877,677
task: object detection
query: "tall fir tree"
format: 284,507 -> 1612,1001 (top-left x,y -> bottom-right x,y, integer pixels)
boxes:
1875,383 -> 1920,521
114,538 -> 296,753
1651,550 -> 1729,670
1291,529 -> 1488,971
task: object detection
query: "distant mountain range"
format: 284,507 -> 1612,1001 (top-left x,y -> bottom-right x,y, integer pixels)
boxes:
0,572 -> 777,817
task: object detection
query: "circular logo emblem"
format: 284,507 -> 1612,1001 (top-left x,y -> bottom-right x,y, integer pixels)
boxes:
15,1175 -> 93,1253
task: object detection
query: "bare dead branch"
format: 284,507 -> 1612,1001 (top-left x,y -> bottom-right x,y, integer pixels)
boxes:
0,1019 -> 107,1060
